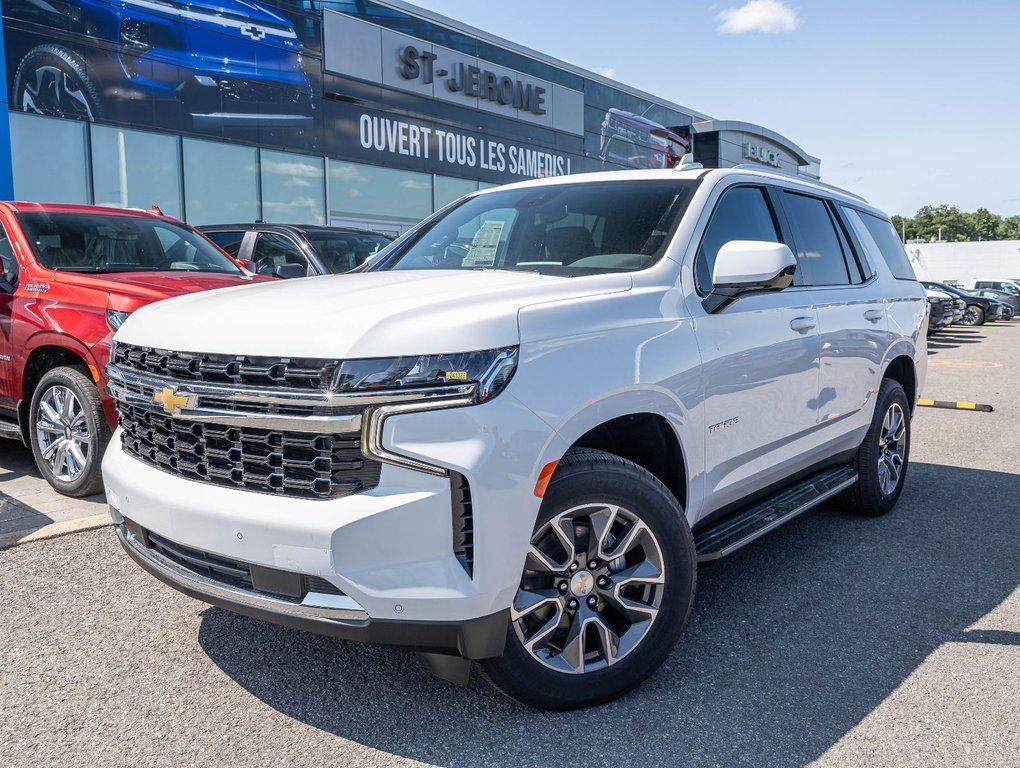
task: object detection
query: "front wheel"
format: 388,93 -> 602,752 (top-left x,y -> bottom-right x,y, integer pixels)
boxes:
838,378 -> 911,517
29,366 -> 109,497
961,304 -> 985,326
13,45 -> 102,121
479,449 -> 696,709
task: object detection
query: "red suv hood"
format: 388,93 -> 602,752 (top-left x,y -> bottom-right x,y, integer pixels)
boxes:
52,271 -> 268,307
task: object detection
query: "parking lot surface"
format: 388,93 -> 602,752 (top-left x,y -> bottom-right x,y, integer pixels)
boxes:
1,325 -> 1017,768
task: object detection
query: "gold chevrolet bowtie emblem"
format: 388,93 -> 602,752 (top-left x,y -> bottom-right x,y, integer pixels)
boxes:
152,387 -> 190,415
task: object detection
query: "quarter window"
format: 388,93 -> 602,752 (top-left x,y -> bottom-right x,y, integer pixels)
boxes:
845,208 -> 916,281
697,186 -> 779,292
782,193 -> 851,286
204,231 -> 246,258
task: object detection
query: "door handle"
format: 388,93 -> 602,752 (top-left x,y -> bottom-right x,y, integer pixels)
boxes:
790,316 -> 816,332
864,309 -> 884,323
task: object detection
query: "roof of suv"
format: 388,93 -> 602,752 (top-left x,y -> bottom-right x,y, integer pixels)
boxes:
1,201 -> 185,219
198,223 -> 391,238
471,168 -> 883,218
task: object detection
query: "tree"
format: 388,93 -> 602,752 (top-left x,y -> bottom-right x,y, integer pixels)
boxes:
965,208 -> 1005,241
1002,216 -> 1020,240
911,204 -> 970,242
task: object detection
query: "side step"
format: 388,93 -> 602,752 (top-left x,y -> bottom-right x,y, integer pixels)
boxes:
0,418 -> 21,440
694,466 -> 857,562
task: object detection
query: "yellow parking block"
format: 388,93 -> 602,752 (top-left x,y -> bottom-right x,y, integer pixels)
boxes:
917,398 -> 993,412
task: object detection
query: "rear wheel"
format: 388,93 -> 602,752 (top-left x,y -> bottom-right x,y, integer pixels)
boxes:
838,379 -> 911,517
29,366 -> 109,497
13,45 -> 101,121
479,449 -> 696,709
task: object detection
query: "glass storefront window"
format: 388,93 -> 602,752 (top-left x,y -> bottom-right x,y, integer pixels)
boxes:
183,139 -> 258,225
434,176 -> 479,210
10,112 -> 89,204
260,150 -> 325,225
91,125 -> 182,217
328,161 -> 432,224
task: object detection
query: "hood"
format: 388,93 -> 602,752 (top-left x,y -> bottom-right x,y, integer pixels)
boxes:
51,271 -> 267,311
115,270 -> 632,358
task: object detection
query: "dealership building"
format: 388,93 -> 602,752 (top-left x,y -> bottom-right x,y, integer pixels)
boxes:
0,0 -> 820,234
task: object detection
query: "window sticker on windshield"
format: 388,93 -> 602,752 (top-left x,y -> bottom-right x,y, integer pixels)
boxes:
463,220 -> 504,267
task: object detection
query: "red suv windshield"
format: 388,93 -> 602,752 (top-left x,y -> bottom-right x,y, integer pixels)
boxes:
18,212 -> 242,275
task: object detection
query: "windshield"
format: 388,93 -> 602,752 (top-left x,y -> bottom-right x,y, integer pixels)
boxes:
305,231 -> 393,273
375,179 -> 700,275
18,212 -> 243,275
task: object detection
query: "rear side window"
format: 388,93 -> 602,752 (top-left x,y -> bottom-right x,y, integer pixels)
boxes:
697,186 -> 779,292
204,230 -> 245,258
781,192 -> 851,286
846,209 -> 917,281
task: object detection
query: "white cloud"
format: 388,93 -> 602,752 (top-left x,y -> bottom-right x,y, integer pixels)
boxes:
716,0 -> 799,34
400,179 -> 431,190
594,67 -> 617,80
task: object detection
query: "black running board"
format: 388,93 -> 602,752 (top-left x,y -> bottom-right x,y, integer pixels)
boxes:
694,466 -> 858,562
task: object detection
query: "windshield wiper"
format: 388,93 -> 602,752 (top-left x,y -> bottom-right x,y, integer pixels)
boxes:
52,266 -> 113,273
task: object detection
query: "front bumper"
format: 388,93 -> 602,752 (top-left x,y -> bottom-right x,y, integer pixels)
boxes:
115,517 -> 507,658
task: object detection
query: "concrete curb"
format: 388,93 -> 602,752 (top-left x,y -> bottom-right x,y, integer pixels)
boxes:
0,514 -> 112,551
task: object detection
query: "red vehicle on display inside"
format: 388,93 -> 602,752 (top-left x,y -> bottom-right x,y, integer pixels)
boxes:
0,202 -> 268,497
599,108 -> 691,170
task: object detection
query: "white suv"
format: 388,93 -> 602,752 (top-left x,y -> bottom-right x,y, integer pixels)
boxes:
103,168 -> 927,709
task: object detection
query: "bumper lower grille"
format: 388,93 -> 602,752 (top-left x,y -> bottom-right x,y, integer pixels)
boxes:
119,403 -> 381,500
145,527 -> 343,598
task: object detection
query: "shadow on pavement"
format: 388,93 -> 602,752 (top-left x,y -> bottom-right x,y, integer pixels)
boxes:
198,461 -> 1019,767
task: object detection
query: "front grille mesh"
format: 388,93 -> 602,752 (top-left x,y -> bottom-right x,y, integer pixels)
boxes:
119,404 -> 381,500
113,343 -> 337,391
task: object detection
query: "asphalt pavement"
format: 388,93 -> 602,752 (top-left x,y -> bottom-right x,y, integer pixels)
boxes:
0,323 -> 1017,768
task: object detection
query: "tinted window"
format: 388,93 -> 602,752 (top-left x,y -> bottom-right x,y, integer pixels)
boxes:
850,209 -> 917,281
18,213 -> 241,275
378,180 -> 699,275
0,224 -> 16,285
697,186 -> 779,292
782,193 -> 850,286
204,231 -> 246,258
305,231 -> 393,272
252,233 -> 310,276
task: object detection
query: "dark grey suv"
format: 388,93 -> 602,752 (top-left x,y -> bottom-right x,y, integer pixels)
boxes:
200,224 -> 393,278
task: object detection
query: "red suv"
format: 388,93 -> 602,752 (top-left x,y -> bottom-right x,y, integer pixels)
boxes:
0,202 -> 267,496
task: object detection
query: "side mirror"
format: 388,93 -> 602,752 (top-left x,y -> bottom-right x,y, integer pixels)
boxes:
238,259 -> 258,274
272,263 -> 307,280
704,241 -> 797,313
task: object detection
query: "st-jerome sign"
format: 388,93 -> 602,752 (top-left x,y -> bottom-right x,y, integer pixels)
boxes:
398,45 -> 547,115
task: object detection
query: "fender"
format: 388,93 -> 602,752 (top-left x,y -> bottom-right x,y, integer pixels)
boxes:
18,329 -> 102,400
542,385 -> 702,522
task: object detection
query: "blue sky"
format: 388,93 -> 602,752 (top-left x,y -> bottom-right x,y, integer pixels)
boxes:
414,0 -> 1020,218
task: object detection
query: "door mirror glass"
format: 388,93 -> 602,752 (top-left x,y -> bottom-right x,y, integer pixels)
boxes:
712,240 -> 797,291
272,263 -> 307,280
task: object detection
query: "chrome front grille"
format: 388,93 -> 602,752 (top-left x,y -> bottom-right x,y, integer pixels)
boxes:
112,343 -> 337,390
118,403 -> 380,500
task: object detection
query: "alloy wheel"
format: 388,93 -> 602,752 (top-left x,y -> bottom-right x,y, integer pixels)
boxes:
21,65 -> 94,120
876,402 -> 906,495
511,503 -> 665,675
34,385 -> 92,482
960,306 -> 981,325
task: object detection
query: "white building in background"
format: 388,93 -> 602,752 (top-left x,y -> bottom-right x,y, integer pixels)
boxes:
905,240 -> 1020,284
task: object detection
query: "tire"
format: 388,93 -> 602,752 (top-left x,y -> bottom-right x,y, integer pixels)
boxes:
838,379 -> 911,517
478,448 -> 696,710
13,45 -> 102,121
29,366 -> 109,497
961,304 -> 985,326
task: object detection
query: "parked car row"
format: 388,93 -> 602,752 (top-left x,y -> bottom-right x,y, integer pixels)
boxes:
922,279 -> 1015,332
0,203 -> 392,496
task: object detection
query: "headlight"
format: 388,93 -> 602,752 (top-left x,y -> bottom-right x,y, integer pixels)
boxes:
107,310 -> 131,331
334,347 -> 518,403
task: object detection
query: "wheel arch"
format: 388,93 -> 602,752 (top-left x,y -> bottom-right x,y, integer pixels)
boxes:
19,339 -> 97,443
548,389 -> 693,513
882,353 -> 918,410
